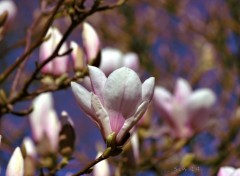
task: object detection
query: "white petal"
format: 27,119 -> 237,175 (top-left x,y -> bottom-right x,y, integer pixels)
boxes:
6,147 -> 24,176
233,169 -> 240,176
43,109 -> 60,151
88,65 -> 107,103
116,101 -> 149,144
217,166 -> 235,176
142,77 -> 155,102
99,47 -> 123,76
71,82 -> 94,117
93,152 -> 110,176
174,78 -> 192,102
23,137 -> 36,158
103,67 -> 142,119
186,88 -> 216,112
123,52 -> 139,72
91,93 -> 111,139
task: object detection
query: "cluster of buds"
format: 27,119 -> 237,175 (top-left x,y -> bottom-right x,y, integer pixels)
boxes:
39,22 -> 101,82
5,93 -> 75,175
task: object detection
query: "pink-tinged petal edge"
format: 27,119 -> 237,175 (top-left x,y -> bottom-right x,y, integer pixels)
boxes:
153,87 -> 176,129
71,82 -> 94,117
174,78 -> 192,102
142,77 -> 155,102
91,93 -> 111,140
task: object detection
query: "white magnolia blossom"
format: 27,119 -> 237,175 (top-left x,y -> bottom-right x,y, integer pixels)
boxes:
71,66 -> 155,145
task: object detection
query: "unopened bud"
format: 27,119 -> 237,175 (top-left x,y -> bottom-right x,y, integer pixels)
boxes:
58,111 -> 76,157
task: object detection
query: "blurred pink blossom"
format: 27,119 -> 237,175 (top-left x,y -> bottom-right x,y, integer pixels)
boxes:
82,22 -> 100,63
153,78 -> 216,138
39,27 -> 68,76
71,66 -> 155,145
6,147 -> 24,176
100,47 -> 139,76
29,93 -> 60,151
217,166 -> 240,176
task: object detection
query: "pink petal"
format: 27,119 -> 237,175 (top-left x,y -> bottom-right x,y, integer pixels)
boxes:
123,52 -> 139,72
99,47 -> 123,76
153,87 -> 175,128
217,166 -> 235,176
82,22 -> 100,62
91,93 -> 111,139
88,65 -> 107,103
103,67 -> 142,119
108,110 -> 125,134
116,101 -> 149,144
142,77 -> 155,102
174,78 -> 191,103
6,147 -> 24,176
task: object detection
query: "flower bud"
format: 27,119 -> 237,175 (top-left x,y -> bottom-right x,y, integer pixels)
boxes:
39,27 -> 69,76
70,41 -> 85,71
58,111 -> 76,157
6,147 -> 24,176
82,22 -> 100,63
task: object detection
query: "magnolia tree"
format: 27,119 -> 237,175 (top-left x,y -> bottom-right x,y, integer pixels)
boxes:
0,0 -> 239,176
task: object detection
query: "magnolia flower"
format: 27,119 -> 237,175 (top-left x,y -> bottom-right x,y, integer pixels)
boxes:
29,93 -> 60,151
39,27 -> 68,76
71,66 -> 155,145
82,22 -> 100,63
0,0 -> 17,24
153,78 -> 216,138
100,47 -> 139,76
217,166 -> 240,176
6,147 -> 24,176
